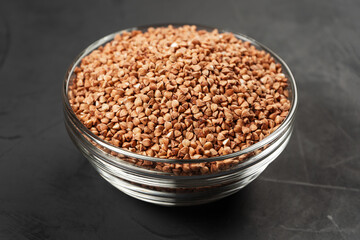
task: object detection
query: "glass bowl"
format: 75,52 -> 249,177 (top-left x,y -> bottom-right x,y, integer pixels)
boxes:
62,24 -> 298,206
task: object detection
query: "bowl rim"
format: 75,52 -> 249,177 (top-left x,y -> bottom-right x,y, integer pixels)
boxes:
62,23 -> 298,164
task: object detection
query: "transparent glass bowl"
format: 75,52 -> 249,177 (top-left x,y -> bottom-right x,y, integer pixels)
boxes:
63,24 -> 298,206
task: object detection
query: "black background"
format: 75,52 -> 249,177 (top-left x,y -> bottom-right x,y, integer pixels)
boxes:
0,0 -> 359,239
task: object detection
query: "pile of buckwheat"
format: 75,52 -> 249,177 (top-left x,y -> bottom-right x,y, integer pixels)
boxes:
68,25 -> 290,163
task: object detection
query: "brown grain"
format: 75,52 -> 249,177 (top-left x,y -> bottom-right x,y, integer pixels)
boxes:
68,25 -> 290,175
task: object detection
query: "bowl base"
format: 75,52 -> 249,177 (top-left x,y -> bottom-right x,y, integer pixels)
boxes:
97,169 -> 256,206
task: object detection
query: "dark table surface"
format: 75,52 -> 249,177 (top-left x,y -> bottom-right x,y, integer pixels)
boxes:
0,0 -> 359,239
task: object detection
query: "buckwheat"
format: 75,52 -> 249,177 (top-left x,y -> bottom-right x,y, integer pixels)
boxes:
68,25 -> 291,175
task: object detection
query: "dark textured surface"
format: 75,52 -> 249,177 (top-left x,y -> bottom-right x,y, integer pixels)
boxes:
0,0 -> 359,239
